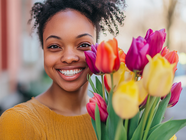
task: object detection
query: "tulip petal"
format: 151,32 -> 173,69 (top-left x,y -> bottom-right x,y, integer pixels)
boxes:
96,41 -> 117,73
161,47 -> 169,57
112,80 -> 139,119
169,82 -> 182,107
85,51 -> 100,74
164,51 -> 179,73
144,29 -> 153,40
86,103 -> 96,120
136,79 -> 148,105
126,38 -> 138,71
145,29 -> 166,58
104,75 -> 111,92
86,93 -> 108,122
119,48 -> 126,63
143,54 -> 174,97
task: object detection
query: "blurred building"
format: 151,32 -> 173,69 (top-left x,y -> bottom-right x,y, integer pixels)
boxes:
0,0 -> 22,100
0,0 -> 45,110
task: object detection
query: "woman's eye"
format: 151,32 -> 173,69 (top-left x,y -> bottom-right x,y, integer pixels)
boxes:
48,45 -> 60,49
79,43 -> 91,48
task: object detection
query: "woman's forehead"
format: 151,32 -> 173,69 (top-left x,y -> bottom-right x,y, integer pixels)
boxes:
43,9 -> 95,40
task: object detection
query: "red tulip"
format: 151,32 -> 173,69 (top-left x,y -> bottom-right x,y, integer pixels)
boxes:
168,82 -> 182,107
161,46 -> 169,57
95,38 -> 120,73
86,93 -> 108,122
161,47 -> 179,73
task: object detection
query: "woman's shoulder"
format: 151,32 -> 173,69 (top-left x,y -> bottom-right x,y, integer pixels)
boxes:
0,97 -> 48,122
0,98 -> 45,139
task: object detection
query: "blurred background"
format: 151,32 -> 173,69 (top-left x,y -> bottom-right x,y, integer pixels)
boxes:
0,0 -> 186,139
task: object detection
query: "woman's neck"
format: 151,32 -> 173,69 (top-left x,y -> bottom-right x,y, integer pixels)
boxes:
35,81 -> 90,116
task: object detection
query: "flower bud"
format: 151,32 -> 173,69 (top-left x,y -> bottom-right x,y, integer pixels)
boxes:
86,93 -> 108,122
168,82 -> 182,107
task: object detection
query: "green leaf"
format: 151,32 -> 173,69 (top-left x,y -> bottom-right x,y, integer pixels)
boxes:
95,104 -> 101,140
151,92 -> 171,128
91,118 -> 98,138
107,87 -> 121,140
88,75 -> 98,93
147,119 -> 186,140
130,96 -> 156,140
105,91 -> 109,104
115,119 -> 127,140
101,122 -> 108,140
96,76 -> 103,97
128,112 -> 140,139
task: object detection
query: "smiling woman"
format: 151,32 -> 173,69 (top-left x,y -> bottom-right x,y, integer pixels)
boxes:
0,0 -> 125,139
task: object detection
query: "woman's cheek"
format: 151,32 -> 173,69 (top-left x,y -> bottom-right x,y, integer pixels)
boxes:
44,53 -> 60,79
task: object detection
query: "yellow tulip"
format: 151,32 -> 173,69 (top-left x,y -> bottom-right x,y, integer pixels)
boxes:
142,54 -> 175,97
104,62 -> 134,92
169,135 -> 177,140
136,79 -> 148,105
112,80 -> 139,119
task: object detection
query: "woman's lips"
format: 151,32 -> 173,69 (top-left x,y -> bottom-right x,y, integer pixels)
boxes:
57,68 -> 85,81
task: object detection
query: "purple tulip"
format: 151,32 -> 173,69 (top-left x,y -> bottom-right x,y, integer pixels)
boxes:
125,37 -> 150,72
145,29 -> 166,58
86,93 -> 108,122
84,43 -> 100,74
169,82 -> 183,107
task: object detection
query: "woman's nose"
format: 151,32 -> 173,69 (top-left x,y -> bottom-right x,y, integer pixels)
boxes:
60,47 -> 79,64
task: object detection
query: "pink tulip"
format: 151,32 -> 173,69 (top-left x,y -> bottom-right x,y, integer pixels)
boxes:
86,93 -> 108,122
169,82 -> 182,107
145,29 -> 166,58
84,44 -> 100,74
125,37 -> 150,72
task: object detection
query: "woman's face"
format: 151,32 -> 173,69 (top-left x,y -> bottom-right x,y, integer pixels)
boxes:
43,9 -> 95,92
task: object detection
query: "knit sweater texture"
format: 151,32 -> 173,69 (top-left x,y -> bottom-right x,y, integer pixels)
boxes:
0,97 -> 97,140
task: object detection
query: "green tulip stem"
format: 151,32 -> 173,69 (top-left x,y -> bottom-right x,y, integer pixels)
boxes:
101,75 -> 105,101
142,97 -> 160,140
139,95 -> 156,140
125,119 -> 129,139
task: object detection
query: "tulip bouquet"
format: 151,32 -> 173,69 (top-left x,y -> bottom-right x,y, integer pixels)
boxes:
85,28 -> 185,140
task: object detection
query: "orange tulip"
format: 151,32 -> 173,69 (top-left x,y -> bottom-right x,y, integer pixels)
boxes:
95,38 -> 120,73
119,48 -> 126,63
161,47 -> 179,73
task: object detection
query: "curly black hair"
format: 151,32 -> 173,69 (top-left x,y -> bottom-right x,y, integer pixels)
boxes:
29,0 -> 126,47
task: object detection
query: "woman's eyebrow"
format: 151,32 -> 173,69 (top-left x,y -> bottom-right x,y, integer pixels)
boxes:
76,33 -> 93,38
45,35 -> 61,42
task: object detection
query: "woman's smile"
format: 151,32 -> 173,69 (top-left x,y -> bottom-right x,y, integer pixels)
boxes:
56,66 -> 87,81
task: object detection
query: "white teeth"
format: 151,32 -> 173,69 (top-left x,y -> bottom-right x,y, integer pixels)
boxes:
59,69 -> 83,76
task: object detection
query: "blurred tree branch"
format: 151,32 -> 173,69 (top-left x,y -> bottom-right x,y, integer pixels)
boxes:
163,0 -> 178,48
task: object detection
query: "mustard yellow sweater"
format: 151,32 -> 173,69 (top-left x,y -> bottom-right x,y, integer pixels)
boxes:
0,97 -> 97,140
